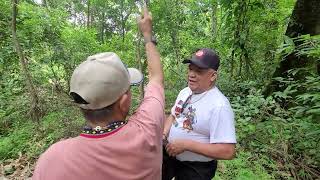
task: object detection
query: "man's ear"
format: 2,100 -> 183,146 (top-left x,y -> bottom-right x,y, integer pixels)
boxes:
118,93 -> 129,113
211,71 -> 217,82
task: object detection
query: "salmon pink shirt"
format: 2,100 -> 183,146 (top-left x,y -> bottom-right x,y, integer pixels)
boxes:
33,83 -> 165,180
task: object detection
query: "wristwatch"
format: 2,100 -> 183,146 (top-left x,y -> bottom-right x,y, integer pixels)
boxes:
144,36 -> 157,45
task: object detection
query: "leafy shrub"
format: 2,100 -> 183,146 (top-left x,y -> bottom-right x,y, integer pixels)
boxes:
225,74 -> 320,179
216,150 -> 274,180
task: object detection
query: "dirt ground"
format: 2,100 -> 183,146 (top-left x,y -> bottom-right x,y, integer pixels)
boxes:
0,153 -> 34,180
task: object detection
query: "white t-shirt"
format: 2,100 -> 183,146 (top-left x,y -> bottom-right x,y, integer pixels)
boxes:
168,86 -> 236,162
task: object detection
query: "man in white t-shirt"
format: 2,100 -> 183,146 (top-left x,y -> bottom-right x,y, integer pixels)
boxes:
162,48 -> 236,180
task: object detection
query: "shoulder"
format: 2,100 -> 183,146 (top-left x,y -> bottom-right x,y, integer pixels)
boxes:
140,82 -> 165,109
178,87 -> 191,97
208,86 -> 231,107
37,138 -> 76,161
33,138 -> 79,178
174,87 -> 191,103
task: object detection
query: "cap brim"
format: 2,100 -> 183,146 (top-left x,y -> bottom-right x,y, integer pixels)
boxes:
128,68 -> 143,86
182,58 -> 209,69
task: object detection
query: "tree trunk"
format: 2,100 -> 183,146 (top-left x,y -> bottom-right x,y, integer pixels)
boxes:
42,0 -> 47,7
170,32 -> 180,63
100,12 -> 105,43
11,0 -> 42,121
120,6 -> 132,43
120,0 -> 125,43
168,0 -> 181,64
210,1 -> 217,40
87,0 -> 90,28
266,0 -> 320,95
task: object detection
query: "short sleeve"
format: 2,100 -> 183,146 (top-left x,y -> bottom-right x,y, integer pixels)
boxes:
209,106 -> 237,143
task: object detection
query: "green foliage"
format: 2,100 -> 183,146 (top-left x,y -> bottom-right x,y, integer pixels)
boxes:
274,73 -> 320,166
223,76 -> 320,179
291,75 -> 320,118
219,0 -> 296,80
279,34 -> 320,59
1,0 -> 319,179
0,99 -> 83,160
215,151 -> 274,180
0,121 -> 34,160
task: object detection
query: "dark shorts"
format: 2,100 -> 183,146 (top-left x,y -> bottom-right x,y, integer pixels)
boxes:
162,147 -> 218,180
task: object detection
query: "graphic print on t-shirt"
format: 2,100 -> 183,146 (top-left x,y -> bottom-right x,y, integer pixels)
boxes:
173,99 -> 197,132
182,106 -> 197,132
174,100 -> 184,117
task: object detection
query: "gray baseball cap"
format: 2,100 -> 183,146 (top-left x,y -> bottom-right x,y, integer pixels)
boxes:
70,52 -> 143,110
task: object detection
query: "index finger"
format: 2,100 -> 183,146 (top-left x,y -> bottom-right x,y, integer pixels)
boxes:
143,2 -> 149,16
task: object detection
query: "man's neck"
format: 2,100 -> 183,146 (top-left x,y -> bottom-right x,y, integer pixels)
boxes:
87,114 -> 126,128
193,84 -> 215,94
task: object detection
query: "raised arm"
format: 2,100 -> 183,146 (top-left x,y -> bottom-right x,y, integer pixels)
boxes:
138,6 -> 163,87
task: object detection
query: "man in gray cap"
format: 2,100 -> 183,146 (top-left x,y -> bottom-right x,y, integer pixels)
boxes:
33,6 -> 164,180
162,48 -> 236,180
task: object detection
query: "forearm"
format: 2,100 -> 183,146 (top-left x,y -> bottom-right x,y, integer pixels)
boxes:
184,140 -> 236,160
145,42 -> 163,86
163,114 -> 174,136
138,6 -> 163,87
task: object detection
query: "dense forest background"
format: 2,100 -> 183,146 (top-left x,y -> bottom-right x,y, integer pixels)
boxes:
0,0 -> 319,179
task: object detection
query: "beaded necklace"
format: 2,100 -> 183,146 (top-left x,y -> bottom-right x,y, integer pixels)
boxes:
82,121 -> 127,135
